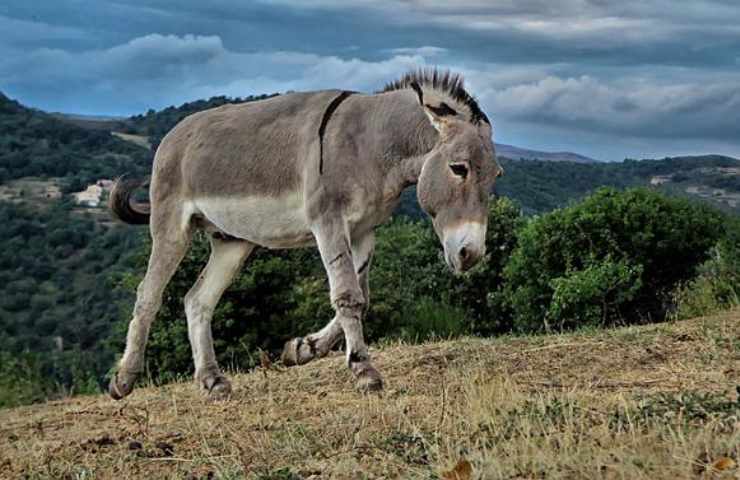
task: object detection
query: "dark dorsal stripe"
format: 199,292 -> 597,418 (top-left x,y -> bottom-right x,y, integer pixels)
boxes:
318,90 -> 354,175
426,102 -> 457,117
410,81 -> 424,105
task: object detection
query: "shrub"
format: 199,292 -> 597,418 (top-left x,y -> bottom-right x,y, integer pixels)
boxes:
394,297 -> 469,342
547,258 -> 643,329
671,217 -> 740,319
0,352 -> 54,408
503,188 -> 725,332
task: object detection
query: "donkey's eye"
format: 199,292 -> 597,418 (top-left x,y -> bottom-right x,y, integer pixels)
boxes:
449,163 -> 469,179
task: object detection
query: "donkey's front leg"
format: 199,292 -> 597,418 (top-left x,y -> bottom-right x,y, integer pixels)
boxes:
281,233 -> 374,367
314,222 -> 383,392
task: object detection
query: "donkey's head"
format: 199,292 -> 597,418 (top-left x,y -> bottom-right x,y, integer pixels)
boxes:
415,88 -> 501,274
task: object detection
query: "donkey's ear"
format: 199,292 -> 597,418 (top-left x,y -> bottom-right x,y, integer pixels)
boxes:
423,102 -> 458,134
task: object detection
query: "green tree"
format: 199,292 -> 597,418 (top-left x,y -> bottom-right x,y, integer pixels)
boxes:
503,188 -> 725,331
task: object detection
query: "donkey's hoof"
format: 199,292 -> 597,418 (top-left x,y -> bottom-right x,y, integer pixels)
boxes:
108,370 -> 138,400
203,376 -> 232,400
356,368 -> 384,393
281,337 -> 311,367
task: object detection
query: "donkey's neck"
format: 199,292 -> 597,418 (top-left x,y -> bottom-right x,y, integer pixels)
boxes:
376,91 -> 439,186
398,120 -> 438,185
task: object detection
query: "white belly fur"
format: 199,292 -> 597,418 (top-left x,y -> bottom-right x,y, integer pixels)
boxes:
191,194 -> 315,248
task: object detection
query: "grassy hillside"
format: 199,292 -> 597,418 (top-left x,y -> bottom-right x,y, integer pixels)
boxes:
1,310 -> 737,479
0,92 -> 151,186
0,90 -> 738,412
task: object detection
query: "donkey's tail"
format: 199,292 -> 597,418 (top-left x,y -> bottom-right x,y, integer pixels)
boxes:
109,175 -> 151,225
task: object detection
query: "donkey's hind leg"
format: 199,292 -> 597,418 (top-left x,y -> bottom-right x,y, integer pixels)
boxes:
184,235 -> 254,399
109,219 -> 192,400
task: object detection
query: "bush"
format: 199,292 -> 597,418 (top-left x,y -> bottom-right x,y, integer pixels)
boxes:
671,217 -> 740,319
0,352 -> 54,408
395,297 -> 469,343
109,189 -> 731,382
503,188 -> 725,332
547,258 -> 643,330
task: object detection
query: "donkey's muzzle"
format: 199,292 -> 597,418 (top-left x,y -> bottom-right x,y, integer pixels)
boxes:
443,221 -> 486,274
458,245 -> 481,271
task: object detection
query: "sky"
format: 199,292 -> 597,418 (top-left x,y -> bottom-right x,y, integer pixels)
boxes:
1,1 -> 739,161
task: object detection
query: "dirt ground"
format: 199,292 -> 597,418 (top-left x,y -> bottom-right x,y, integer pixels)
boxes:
1,310 -> 738,479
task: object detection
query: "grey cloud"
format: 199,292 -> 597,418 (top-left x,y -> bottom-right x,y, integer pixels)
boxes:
480,74 -> 740,140
0,15 -> 88,47
0,1 -> 738,159
0,33 -> 426,114
387,46 -> 448,57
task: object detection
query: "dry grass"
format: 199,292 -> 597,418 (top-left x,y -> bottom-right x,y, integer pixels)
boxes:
1,310 -> 739,479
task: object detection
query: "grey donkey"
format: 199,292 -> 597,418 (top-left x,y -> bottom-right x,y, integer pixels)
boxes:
108,69 -> 503,400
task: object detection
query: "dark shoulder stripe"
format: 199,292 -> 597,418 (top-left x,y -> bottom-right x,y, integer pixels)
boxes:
318,91 -> 354,175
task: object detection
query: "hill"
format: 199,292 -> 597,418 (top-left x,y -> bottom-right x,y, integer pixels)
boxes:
1,90 -> 738,415
496,154 -> 740,215
496,142 -> 599,163
1,310 -> 738,479
0,92 -> 151,187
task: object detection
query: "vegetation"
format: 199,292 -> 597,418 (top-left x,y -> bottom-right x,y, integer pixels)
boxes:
502,188 -> 726,331
1,310 -> 737,479
1,90 -> 739,410
0,92 -> 151,189
672,216 -> 740,319
496,154 -> 740,215
0,199 -> 140,407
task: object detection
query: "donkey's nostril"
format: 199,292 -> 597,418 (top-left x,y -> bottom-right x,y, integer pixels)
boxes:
457,245 -> 480,271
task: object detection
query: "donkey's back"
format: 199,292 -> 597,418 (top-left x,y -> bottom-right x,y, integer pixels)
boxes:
156,90 -> 345,201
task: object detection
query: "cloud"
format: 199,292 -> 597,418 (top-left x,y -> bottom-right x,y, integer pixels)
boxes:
2,31 -> 739,145
481,74 -> 740,140
387,46 -> 448,57
0,34 -> 425,114
1,1 -> 739,159
0,14 -> 87,47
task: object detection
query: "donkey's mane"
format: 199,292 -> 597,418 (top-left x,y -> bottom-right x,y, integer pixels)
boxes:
380,69 -> 490,125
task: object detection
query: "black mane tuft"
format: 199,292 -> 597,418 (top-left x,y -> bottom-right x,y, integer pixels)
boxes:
381,68 -> 489,125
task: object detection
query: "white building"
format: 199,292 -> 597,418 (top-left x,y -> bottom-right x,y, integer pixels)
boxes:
72,179 -> 114,207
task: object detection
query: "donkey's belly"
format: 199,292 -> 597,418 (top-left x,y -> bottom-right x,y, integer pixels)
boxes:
192,195 -> 315,249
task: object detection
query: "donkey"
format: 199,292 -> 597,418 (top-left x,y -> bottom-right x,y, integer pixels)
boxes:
108,69 -> 502,400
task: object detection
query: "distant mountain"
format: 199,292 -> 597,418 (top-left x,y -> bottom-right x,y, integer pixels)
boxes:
494,154 -> 740,215
49,112 -> 127,131
495,143 -> 600,163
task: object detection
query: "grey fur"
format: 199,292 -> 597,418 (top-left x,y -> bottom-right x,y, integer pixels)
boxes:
109,69 -> 501,399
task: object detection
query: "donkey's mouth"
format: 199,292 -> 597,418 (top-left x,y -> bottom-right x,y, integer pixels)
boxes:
442,221 -> 486,274
444,245 -> 481,274
443,250 -> 458,274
